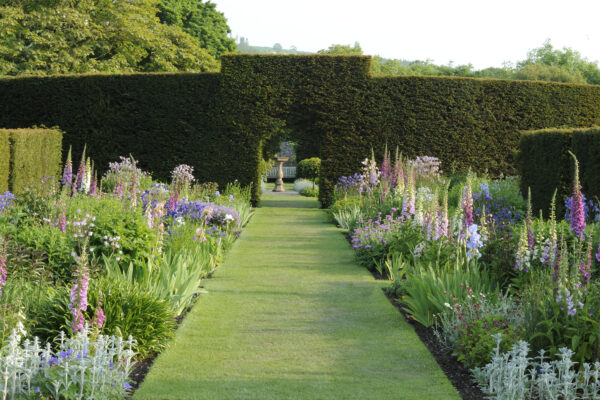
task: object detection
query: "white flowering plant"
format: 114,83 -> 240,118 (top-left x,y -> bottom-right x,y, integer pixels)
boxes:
0,324 -> 135,400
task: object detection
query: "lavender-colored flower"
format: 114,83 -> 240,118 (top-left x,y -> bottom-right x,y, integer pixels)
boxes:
62,147 -> 73,188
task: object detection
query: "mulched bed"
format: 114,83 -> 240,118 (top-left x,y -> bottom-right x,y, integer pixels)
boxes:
383,291 -> 485,400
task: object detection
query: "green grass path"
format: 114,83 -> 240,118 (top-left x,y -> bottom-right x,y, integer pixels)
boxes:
134,194 -> 459,399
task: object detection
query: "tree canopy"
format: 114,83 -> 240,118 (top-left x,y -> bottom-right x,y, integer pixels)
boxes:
0,0 -> 220,75
317,42 -> 363,55
157,0 -> 236,59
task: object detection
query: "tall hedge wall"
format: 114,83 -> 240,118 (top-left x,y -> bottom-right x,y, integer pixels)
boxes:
219,54 -> 371,204
519,127 -> 600,217
0,131 -> 9,192
0,128 -> 62,194
0,73 -> 227,186
219,55 -> 600,205
1,56 -> 600,206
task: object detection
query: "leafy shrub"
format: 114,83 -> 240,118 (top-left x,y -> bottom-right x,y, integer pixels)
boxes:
296,158 -> 321,183
299,187 -> 318,197
454,315 -> 524,368
3,224 -> 77,282
67,195 -> 160,267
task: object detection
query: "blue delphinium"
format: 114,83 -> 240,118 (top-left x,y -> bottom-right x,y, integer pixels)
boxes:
465,224 -> 484,259
0,191 -> 15,214
564,193 -> 599,224
472,184 -> 521,230
336,173 -> 364,194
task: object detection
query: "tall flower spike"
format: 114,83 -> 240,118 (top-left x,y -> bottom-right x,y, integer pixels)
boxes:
0,236 -> 7,297
441,183 -> 450,237
74,145 -> 86,192
461,178 -> 473,229
526,188 -> 534,250
62,146 -> 73,189
381,144 -> 391,181
70,245 -> 89,332
568,151 -> 586,239
407,167 -> 415,216
581,230 -> 593,288
392,146 -> 401,188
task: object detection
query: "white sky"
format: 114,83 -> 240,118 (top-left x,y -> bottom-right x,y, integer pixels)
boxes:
212,0 -> 600,70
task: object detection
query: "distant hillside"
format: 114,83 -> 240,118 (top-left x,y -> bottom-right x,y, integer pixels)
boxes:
236,37 -> 312,55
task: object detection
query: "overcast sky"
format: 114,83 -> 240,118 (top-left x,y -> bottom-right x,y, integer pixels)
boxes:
211,0 -> 600,70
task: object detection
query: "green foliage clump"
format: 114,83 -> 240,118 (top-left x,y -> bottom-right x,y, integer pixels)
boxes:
30,278 -> 176,359
67,195 -> 160,266
0,128 -> 62,194
299,187 -> 318,197
454,315 -> 523,368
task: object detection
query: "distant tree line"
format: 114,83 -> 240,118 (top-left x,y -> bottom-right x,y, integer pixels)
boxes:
318,40 -> 600,85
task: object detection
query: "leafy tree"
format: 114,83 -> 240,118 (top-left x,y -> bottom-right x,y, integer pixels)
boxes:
297,157 -> 321,189
157,0 -> 236,59
516,39 -> 600,84
513,63 -> 587,84
318,42 -> 363,55
0,0 -> 218,75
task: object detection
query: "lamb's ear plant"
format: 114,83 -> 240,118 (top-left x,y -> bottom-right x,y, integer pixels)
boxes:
473,335 -> 600,400
0,324 -> 136,400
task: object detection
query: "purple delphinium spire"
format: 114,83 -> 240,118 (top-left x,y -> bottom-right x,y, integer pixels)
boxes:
62,146 -> 73,189
569,151 -> 586,239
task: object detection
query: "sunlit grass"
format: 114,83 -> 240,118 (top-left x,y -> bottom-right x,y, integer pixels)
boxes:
134,195 -> 458,399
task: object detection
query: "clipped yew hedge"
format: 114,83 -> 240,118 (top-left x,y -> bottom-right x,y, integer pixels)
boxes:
0,131 -> 9,192
1,56 -> 600,206
519,127 -> 600,217
0,73 -> 225,186
0,128 -> 62,194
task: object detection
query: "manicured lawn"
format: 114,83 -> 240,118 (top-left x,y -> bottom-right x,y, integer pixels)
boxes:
134,194 -> 458,399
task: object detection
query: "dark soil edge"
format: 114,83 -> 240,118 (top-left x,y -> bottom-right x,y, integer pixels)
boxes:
342,229 -> 485,399
383,291 -> 485,400
127,297 -> 199,395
